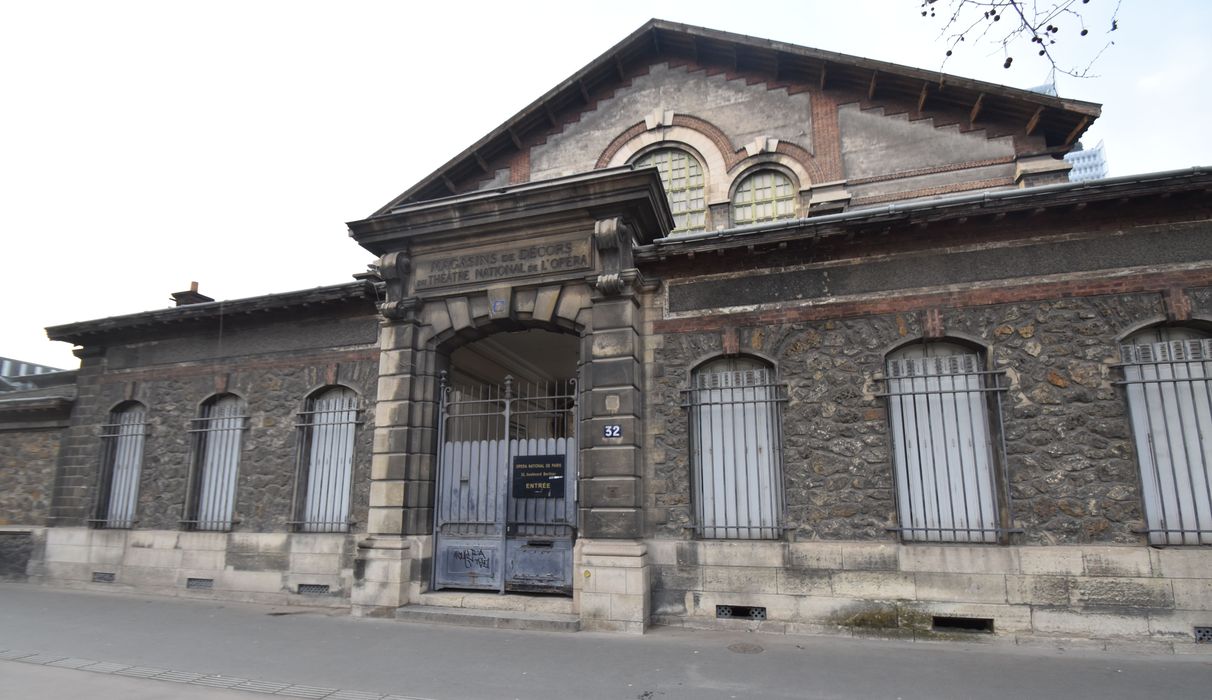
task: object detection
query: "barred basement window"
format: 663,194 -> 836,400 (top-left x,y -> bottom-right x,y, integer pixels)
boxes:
1119,327 -> 1212,546
292,386 -> 360,533
732,170 -> 796,225
184,394 -> 247,531
685,356 -> 787,539
93,402 -> 147,529
883,342 -> 1007,543
634,148 -> 706,232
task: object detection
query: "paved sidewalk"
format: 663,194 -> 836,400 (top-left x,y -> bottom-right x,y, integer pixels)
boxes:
1,582 -> 1209,700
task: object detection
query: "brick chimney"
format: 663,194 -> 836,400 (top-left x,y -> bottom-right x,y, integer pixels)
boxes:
171,281 -> 214,306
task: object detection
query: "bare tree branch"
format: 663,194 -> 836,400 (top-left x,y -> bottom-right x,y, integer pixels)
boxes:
920,0 -> 1121,79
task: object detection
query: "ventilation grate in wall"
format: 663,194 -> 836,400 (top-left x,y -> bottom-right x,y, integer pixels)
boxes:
186,577 -> 214,590
91,572 -> 116,583
932,616 -> 994,634
1195,626 -> 1212,643
716,605 -> 767,621
297,584 -> 330,596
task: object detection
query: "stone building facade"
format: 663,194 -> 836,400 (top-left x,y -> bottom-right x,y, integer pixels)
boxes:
1,21 -> 1210,648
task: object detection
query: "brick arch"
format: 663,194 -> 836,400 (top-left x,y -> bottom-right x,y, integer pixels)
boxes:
597,114 -> 830,202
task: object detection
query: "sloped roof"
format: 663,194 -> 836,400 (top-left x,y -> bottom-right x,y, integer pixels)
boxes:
377,19 -> 1101,213
46,281 -> 380,346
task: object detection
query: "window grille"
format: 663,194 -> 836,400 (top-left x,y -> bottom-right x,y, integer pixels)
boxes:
291,387 -> 360,533
92,402 -> 146,529
881,343 -> 1008,543
1119,328 -> 1212,545
733,170 -> 796,225
184,394 -> 247,531
634,148 -> 706,232
683,357 -> 787,539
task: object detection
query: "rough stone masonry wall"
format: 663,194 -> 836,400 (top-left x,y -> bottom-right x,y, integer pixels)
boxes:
81,359 -> 380,532
645,291 -> 1173,544
0,427 -> 61,526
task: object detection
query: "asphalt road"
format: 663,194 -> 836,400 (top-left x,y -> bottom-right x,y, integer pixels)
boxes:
0,583 -> 1209,700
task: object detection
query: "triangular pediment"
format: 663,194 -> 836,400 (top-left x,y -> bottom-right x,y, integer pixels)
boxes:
376,19 -> 1099,214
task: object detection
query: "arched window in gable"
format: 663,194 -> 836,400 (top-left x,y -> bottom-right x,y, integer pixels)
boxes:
293,386 -> 360,533
1120,326 -> 1212,545
732,169 -> 797,225
94,401 -> 147,529
884,341 -> 1004,543
686,356 -> 786,539
634,148 -> 706,232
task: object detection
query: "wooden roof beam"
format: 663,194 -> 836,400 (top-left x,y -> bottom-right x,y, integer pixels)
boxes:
472,151 -> 491,174
969,93 -> 984,124
1025,106 -> 1043,136
819,63 -> 828,91
613,54 -> 626,80
507,127 -> 524,150
917,81 -> 929,113
578,79 -> 592,105
1064,115 -> 1090,147
868,71 -> 878,100
441,174 -> 458,194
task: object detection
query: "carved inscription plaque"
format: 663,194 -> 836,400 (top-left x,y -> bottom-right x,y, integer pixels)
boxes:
413,237 -> 592,292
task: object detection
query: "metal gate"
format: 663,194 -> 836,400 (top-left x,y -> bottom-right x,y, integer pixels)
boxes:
432,374 -> 577,595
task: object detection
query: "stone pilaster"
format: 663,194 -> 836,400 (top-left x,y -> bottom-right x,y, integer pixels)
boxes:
581,293 -> 645,539
355,278 -> 440,611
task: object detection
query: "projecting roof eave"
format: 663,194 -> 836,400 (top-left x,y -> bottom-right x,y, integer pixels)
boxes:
374,18 -> 1101,213
46,281 -> 381,346
349,165 -> 674,255
634,166 -> 1212,260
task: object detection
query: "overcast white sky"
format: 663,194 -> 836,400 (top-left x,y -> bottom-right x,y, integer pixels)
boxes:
3,1 -> 1209,370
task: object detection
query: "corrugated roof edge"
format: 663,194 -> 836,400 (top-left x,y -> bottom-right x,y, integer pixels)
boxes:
47,280 -> 382,345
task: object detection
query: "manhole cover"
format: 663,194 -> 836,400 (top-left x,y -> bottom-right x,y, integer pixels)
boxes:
727,643 -> 764,655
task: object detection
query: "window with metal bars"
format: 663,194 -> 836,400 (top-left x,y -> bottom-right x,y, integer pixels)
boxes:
291,386 -> 360,533
882,341 -> 1009,543
732,170 -> 797,225
183,394 -> 247,531
684,357 -> 787,539
634,147 -> 706,232
1119,326 -> 1212,546
92,402 -> 147,529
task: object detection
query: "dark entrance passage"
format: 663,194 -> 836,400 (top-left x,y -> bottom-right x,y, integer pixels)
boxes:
432,330 -> 579,595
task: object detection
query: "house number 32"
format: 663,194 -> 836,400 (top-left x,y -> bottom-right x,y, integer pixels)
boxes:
603,424 -> 622,438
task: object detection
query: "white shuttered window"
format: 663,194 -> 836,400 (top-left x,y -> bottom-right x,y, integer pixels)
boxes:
188,394 -> 247,531
295,387 -> 359,533
1121,327 -> 1212,545
688,357 -> 785,539
886,342 -> 1000,543
96,402 -> 147,528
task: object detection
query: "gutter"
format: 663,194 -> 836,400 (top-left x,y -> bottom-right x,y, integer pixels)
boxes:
634,166 -> 1211,258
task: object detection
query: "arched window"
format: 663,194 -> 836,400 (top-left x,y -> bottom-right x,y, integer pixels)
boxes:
687,356 -> 785,539
885,341 -> 1002,543
1121,326 -> 1212,545
732,170 -> 797,225
94,402 -> 146,529
186,394 -> 247,531
634,148 -> 706,232
294,386 -> 360,533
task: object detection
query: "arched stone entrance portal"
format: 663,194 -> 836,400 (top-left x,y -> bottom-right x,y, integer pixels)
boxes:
346,167 -> 672,632
433,328 -> 581,594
